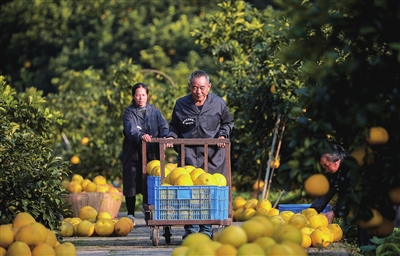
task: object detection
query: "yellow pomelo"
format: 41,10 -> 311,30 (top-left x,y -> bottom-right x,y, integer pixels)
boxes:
272,224 -> 302,244
310,229 -> 331,248
301,233 -> 312,248
252,180 -> 264,192
59,221 -> 74,237
168,167 -> 189,185
171,246 -> 189,256
54,242 -> 77,256
366,217 -> 395,238
70,155 -> 80,165
232,197 -> 247,211
96,212 -> 112,221
241,208 -> 256,221
301,208 -> 318,218
67,217 -> 82,227
241,220 -> 265,242
251,215 -> 275,237
248,198 -> 259,205
209,241 -> 222,250
194,173 -> 218,186
81,137 -> 89,146
190,168 -> 206,182
255,207 -> 270,218
243,201 -> 257,210
253,236 -> 276,251
184,165 -> 196,172
173,173 -> 193,186
269,215 -> 286,228
304,174 -> 329,197
80,179 -> 91,191
388,187 -> 400,204
216,244 -> 237,256
301,226 -> 315,235
366,126 -> 389,145
32,242 -> 56,256
151,165 -> 170,177
31,222 -> 48,243
288,213 -> 309,229
256,199 -> 272,212
44,230 -> 58,247
213,173 -> 227,186
215,225 -> 247,248
327,223 -> 343,242
0,247 -> 6,256
182,233 -> 212,247
165,163 -> 178,172
357,208 -> 383,229
282,240 -> 307,255
67,181 -> 82,193
316,226 -> 334,242
94,219 -> 114,237
237,243 -> 264,256
77,220 -> 94,237
5,241 -> 31,256
309,213 -> 329,229
114,219 -> 132,236
78,206 -> 98,223
350,146 -> 374,166
93,175 -> 107,185
61,180 -> 69,189
185,243 -> 215,256
279,212 -> 292,223
233,208 -> 244,222
71,174 -> 83,184
146,160 -> 160,174
0,225 -> 14,249
96,184 -> 109,193
12,212 -> 36,229
268,208 -> 280,217
118,217 -> 134,230
85,182 -> 97,192
265,243 -> 293,256
15,222 -> 44,246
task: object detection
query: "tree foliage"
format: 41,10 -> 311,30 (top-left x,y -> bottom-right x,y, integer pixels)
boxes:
194,0 -> 400,223
0,77 -> 71,229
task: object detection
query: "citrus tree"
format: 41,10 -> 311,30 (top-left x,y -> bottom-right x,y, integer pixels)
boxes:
194,0 -> 400,225
0,77 -> 71,229
192,1 -> 305,190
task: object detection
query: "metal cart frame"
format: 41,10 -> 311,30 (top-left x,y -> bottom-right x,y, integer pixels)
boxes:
141,138 -> 233,246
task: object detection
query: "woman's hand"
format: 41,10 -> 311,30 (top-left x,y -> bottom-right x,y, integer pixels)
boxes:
165,137 -> 174,148
217,136 -> 226,148
323,211 -> 335,223
141,134 -> 152,142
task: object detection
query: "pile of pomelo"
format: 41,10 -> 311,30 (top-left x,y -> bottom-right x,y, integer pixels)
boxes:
146,160 -> 227,186
230,196 -> 343,251
0,212 -> 77,256
59,206 -> 134,237
61,174 -> 121,194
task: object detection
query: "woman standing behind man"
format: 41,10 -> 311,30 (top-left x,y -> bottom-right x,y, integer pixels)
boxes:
122,82 -> 169,223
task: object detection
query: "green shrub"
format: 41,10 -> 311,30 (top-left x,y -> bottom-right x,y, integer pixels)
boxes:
0,77 -> 71,230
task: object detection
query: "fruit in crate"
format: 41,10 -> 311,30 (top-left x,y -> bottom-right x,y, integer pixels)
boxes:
0,211 -> 77,254
194,173 -> 218,186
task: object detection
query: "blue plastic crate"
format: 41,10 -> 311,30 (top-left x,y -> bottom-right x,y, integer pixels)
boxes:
278,204 -> 331,214
147,176 -> 228,220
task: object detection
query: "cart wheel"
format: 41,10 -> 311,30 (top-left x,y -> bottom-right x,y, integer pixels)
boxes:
151,227 -> 159,246
211,228 -> 220,239
163,226 -> 172,244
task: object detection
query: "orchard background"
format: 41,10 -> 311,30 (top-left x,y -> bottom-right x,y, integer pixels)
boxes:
1,0 -> 399,251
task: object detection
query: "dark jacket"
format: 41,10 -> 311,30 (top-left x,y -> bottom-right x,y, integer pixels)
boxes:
310,166 -> 352,216
122,103 -> 169,196
168,93 -> 234,175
